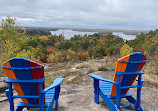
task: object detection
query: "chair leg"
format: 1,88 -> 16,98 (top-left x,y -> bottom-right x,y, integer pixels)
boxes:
100,91 -> 117,111
115,75 -> 121,110
126,96 -> 136,105
94,79 -> 99,104
8,83 -> 14,111
56,99 -> 58,110
136,80 -> 144,111
39,83 -> 44,111
116,97 -> 121,110
15,106 -> 24,111
126,96 -> 144,111
27,107 -> 30,110
55,85 -> 60,110
135,75 -> 144,111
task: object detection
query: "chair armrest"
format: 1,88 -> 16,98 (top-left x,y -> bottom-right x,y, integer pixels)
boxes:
88,74 -> 117,84
42,78 -> 64,93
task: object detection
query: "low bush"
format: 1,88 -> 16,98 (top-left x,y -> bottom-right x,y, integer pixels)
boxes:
77,52 -> 89,61
40,55 -> 48,63
47,51 -> 61,62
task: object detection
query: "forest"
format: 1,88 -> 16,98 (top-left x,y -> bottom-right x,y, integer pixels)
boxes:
0,17 -> 157,79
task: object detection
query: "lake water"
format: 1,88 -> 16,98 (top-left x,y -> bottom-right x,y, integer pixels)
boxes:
112,32 -> 136,40
50,30 -> 97,39
50,30 -> 136,40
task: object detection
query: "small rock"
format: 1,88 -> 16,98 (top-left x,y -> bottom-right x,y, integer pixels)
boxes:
0,82 -> 8,93
68,68 -> 80,73
66,75 -> 77,82
0,77 -> 7,82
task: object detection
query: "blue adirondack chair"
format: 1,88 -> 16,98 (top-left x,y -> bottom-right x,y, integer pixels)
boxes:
1,57 -> 64,111
89,52 -> 148,111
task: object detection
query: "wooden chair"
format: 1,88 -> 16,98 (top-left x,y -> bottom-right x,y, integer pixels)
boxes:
89,52 -> 148,111
1,57 -> 64,111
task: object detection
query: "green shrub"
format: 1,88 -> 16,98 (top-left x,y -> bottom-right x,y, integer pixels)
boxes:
92,44 -> 106,57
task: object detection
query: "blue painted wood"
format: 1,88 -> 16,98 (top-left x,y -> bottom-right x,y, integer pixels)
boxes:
136,74 -> 144,111
12,95 -> 39,98
8,83 -> 14,111
126,95 -> 136,104
39,83 -> 43,111
108,92 -> 133,99
1,66 -> 42,70
126,96 -> 144,111
121,104 -> 132,108
116,70 -> 144,75
5,77 -> 64,111
46,98 -> 55,111
55,85 -> 60,110
45,93 -> 55,97
42,78 -> 64,93
100,82 -> 133,99
9,58 -> 38,104
116,75 -> 121,110
15,106 -> 24,111
99,89 -> 117,111
89,76 -> 145,110
121,53 -> 144,95
16,102 -> 50,107
45,88 -> 55,104
94,79 -> 99,104
6,78 -> 44,83
88,74 -> 117,84
119,60 -> 148,63
90,75 -> 145,110
120,85 -> 139,89
89,53 -> 146,111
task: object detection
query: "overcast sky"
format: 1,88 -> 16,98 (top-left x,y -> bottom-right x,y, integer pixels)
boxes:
0,0 -> 158,30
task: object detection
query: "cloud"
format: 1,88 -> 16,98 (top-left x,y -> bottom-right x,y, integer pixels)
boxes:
0,0 -> 158,30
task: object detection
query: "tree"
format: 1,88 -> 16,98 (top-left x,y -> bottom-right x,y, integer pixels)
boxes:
0,17 -> 27,62
0,17 -> 41,63
120,43 -> 133,57
143,33 -> 158,55
92,44 -> 106,57
105,46 -> 116,56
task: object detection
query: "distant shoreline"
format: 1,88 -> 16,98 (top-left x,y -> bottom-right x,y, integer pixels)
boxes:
0,26 -> 150,35
19,27 -> 149,35
50,29 -> 137,40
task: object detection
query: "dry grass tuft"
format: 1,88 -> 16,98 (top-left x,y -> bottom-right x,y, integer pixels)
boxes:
76,64 -> 90,69
143,55 -> 158,86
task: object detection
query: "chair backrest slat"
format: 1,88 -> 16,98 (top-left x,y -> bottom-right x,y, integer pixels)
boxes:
111,52 -> 147,96
1,66 -> 42,70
